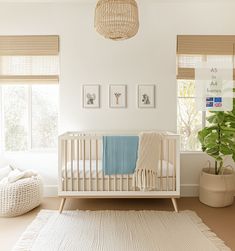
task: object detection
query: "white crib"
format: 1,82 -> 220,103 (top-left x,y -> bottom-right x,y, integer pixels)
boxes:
58,131 -> 180,212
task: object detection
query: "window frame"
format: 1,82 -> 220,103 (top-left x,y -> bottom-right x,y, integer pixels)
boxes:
0,84 -> 58,153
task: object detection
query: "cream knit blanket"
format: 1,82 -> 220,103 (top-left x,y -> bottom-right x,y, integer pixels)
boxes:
134,132 -> 163,191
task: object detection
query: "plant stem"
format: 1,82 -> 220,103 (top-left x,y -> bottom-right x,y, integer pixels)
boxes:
216,123 -> 222,175
218,160 -> 223,175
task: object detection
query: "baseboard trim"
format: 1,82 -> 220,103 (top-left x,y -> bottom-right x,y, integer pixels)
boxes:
180,184 -> 199,197
43,185 -> 58,197
43,184 -> 199,198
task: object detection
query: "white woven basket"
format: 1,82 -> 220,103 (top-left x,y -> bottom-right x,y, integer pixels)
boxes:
0,176 -> 43,217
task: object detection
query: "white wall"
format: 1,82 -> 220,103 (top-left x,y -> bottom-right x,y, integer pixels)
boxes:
0,1 -> 235,196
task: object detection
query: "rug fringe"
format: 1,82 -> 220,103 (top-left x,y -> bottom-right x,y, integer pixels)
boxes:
12,210 -> 53,251
184,210 -> 231,251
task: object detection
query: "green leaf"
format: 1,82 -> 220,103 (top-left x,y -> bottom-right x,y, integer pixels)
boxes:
198,127 -> 214,144
232,154 -> 235,162
226,112 -> 235,119
205,126 -> 218,132
229,144 -> 235,151
220,137 -> 235,146
229,122 -> 235,128
224,115 -> 235,124
222,131 -> 235,136
221,126 -> 235,132
204,132 -> 218,145
204,143 -> 218,149
206,115 -> 217,124
220,144 -> 233,155
206,146 -> 219,155
216,112 -> 225,124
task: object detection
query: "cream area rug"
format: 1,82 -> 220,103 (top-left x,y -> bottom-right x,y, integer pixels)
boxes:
13,210 -> 231,251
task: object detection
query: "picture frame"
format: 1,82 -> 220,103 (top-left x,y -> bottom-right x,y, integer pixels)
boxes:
138,84 -> 155,108
109,85 -> 127,108
83,85 -> 100,108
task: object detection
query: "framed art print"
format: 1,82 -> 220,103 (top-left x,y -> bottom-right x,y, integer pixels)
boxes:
138,84 -> 155,108
83,85 -> 100,108
109,85 -> 127,108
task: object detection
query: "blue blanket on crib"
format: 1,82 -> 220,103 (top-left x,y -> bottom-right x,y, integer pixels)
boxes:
102,136 -> 139,175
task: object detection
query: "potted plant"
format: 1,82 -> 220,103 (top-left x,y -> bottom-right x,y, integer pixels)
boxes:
198,95 -> 235,207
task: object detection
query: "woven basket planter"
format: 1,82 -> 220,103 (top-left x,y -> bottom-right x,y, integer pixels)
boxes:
95,0 -> 139,40
0,176 -> 43,217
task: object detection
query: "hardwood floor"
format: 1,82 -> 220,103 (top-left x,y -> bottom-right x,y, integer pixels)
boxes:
0,197 -> 235,251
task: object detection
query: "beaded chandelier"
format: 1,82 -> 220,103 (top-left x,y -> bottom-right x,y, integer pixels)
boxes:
94,0 -> 139,41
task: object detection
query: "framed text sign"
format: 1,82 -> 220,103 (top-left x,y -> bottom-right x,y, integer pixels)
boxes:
195,62 -> 233,111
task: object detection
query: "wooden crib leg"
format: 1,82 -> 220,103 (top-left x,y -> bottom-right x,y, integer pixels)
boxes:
171,198 -> 178,213
59,198 -> 66,213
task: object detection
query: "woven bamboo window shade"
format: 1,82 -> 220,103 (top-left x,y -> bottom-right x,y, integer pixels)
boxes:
0,35 -> 59,83
177,35 -> 235,80
94,0 -> 139,40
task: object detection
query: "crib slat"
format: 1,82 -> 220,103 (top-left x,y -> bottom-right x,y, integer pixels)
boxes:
89,139 -> 92,191
71,140 -> 74,191
77,139 -> 80,191
96,139 -> 98,191
108,175 -> 110,191
80,136 -> 82,160
83,139 -> 86,191
61,139 -> 65,191
64,140 -> 68,191
126,175 -> 129,191
114,175 -> 116,191
160,139 -> 163,191
173,140 -> 176,191
102,167 -> 104,191
133,174 -> 136,191
101,141 -> 104,191
120,175 -> 123,191
167,139 -> 169,191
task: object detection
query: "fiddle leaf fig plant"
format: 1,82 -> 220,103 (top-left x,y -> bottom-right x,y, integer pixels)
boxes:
198,91 -> 235,175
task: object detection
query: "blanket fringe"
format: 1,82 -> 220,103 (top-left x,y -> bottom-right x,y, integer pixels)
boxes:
134,169 -> 157,191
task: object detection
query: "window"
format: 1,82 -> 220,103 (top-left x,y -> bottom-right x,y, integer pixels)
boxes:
0,84 -> 58,152
0,35 -> 59,152
177,80 -> 205,151
31,85 -> 58,149
177,35 -> 235,151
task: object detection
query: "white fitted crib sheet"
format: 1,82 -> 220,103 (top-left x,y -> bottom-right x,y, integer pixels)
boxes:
62,160 -> 175,179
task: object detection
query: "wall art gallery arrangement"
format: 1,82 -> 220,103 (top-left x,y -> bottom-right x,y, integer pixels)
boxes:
82,84 -> 156,109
